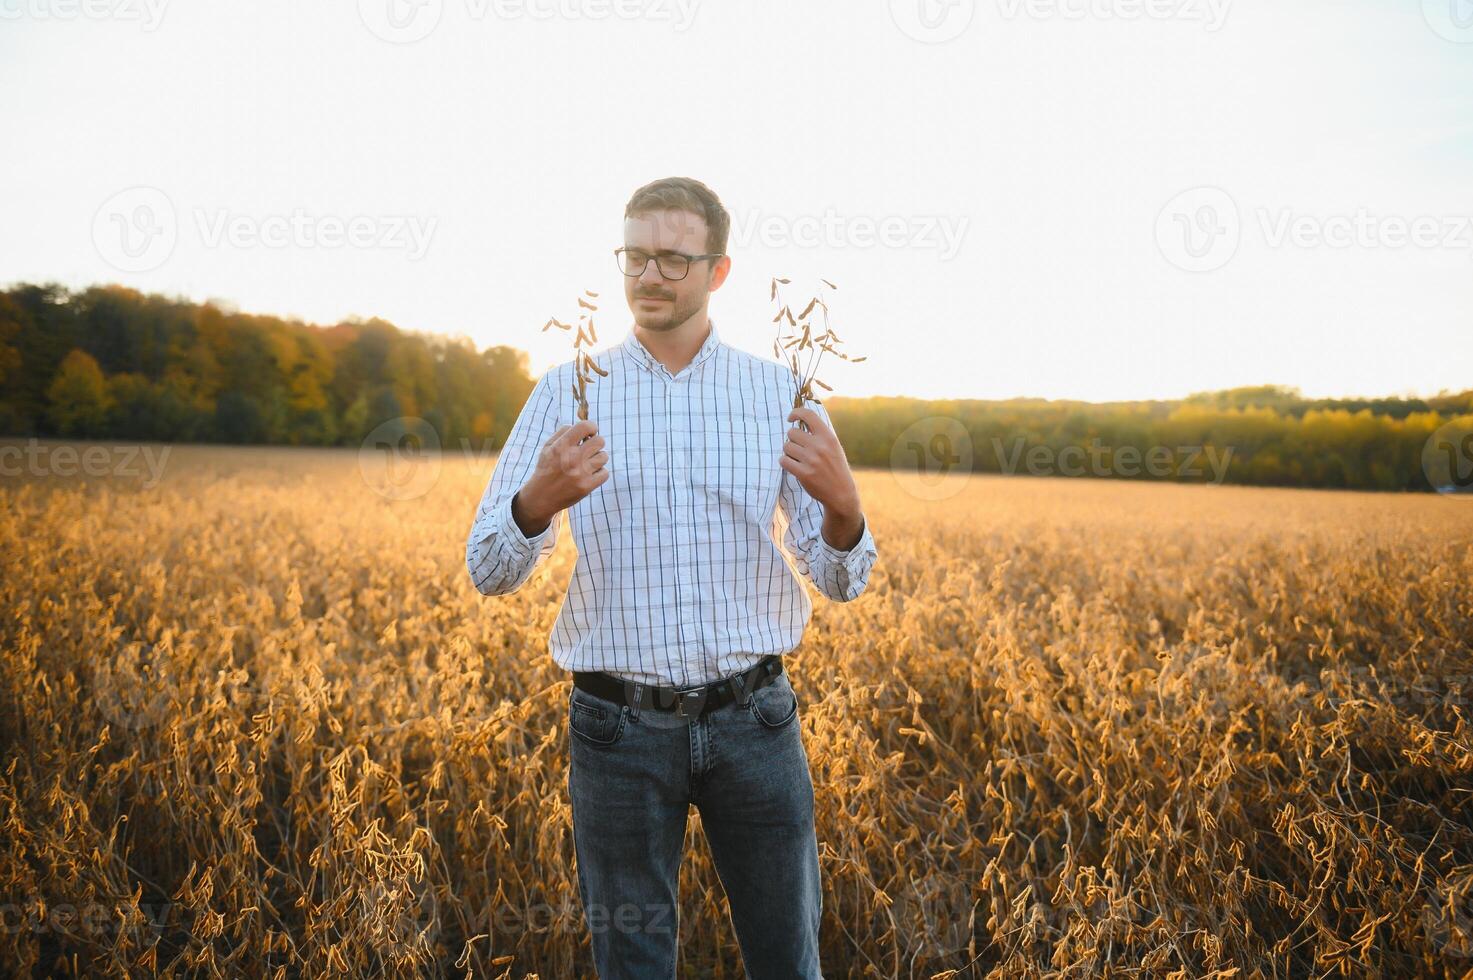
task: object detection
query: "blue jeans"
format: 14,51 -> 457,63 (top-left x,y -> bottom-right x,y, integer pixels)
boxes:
565,667 -> 824,979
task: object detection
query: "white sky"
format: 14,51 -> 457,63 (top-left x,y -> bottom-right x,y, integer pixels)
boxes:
2,0 -> 1470,402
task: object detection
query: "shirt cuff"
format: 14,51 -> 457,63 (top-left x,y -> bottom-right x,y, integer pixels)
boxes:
498,490 -> 555,559
815,513 -> 874,568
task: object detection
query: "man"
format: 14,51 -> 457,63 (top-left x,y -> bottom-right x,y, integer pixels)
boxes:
465,176 -> 878,978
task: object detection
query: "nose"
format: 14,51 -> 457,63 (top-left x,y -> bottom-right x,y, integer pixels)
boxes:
637,261 -> 668,287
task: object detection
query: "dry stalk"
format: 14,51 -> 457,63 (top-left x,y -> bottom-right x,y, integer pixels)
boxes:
542,289 -> 606,421
771,276 -> 866,433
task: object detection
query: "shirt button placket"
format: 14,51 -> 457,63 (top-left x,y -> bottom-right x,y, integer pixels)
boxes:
663,379 -> 684,682
667,375 -> 699,681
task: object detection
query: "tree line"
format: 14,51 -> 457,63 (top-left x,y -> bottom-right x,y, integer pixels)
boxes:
1,282 -> 1468,491
0,283 -> 534,451
832,391 -> 1471,492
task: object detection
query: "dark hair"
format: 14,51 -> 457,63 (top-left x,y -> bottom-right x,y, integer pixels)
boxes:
623,177 -> 730,256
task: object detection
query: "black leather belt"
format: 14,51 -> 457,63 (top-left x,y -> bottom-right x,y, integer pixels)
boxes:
573,655 -> 784,720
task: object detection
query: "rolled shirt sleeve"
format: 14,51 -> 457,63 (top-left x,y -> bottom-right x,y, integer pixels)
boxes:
776,400 -> 879,603
466,370 -> 563,596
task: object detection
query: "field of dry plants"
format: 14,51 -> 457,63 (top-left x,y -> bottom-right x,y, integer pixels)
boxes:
1,442 -> 1471,978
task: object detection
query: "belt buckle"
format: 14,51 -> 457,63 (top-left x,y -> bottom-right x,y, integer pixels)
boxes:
674,685 -> 708,719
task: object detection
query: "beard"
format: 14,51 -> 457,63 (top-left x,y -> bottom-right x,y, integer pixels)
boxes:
631,288 -> 703,332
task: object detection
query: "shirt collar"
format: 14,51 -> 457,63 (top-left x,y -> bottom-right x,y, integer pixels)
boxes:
621,319 -> 722,376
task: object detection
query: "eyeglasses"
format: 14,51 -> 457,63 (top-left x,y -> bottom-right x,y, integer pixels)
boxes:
614,247 -> 725,281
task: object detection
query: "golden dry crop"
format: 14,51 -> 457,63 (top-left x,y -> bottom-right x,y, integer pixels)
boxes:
1,443 -> 1471,978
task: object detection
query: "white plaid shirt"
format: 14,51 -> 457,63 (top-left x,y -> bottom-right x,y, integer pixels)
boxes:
466,318 -> 879,688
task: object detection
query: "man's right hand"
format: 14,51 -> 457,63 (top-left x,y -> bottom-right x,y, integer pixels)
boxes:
511,420 -> 609,537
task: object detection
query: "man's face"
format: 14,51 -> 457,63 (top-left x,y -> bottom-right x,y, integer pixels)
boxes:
621,209 -> 728,332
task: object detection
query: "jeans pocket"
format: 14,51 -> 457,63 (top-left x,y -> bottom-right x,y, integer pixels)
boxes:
569,689 -> 629,746
747,674 -> 799,729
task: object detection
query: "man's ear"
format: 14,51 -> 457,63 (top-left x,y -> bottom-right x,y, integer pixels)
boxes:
708,255 -> 732,292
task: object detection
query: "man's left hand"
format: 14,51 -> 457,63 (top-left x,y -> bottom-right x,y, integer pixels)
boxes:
782,406 -> 865,550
